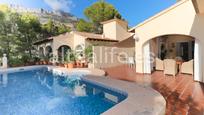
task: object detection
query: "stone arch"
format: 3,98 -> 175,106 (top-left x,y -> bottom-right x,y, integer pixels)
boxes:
57,45 -> 71,63
139,34 -> 202,82
141,34 -> 195,60
141,34 -> 195,47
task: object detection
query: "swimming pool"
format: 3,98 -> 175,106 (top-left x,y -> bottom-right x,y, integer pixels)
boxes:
0,67 -> 127,115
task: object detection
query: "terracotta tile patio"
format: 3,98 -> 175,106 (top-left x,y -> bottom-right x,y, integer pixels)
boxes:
104,65 -> 204,115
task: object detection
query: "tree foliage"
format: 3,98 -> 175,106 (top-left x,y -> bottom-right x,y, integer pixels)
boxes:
0,5 -> 71,66
42,19 -> 71,37
76,19 -> 94,33
17,13 -> 42,59
77,1 -> 122,33
0,11 -> 20,63
84,1 -> 121,24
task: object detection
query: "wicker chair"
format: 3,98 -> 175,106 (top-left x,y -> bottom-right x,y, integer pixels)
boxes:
181,60 -> 194,75
164,59 -> 178,76
155,58 -> 164,71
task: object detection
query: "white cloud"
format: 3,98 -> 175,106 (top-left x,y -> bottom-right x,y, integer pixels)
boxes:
43,0 -> 74,12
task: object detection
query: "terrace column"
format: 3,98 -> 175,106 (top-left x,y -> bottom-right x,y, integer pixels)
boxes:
135,41 -> 144,73
194,39 -> 203,82
143,42 -> 152,74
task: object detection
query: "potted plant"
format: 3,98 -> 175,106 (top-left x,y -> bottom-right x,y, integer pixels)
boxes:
85,45 -> 93,68
64,62 -> 68,68
33,56 -> 40,65
64,53 -> 69,68
21,54 -> 30,66
52,55 -> 57,66
42,56 -> 50,65
66,50 -> 76,69
75,54 -> 83,68
75,60 -> 81,68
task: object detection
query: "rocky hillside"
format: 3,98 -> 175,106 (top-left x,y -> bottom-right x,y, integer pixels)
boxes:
9,4 -> 79,30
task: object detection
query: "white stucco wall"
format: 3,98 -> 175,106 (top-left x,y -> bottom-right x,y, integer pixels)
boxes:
73,34 -> 86,50
116,22 -> 132,41
132,0 -> 204,82
103,20 -> 131,41
103,21 -> 117,40
93,46 -> 135,69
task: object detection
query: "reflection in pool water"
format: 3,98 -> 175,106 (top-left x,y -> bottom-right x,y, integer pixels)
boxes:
0,73 -> 8,87
0,68 -> 126,115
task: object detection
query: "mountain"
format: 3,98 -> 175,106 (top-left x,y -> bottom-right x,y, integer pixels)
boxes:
9,4 -> 79,30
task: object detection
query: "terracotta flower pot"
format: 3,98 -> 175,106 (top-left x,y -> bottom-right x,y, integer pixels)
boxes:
64,64 -> 68,68
56,63 -> 59,66
59,63 -> 64,67
39,61 -> 43,65
35,62 -> 40,65
68,63 -> 74,69
43,61 -> 48,65
76,60 -> 81,68
48,62 -> 52,65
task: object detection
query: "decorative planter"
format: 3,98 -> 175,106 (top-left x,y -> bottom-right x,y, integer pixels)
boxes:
39,61 -> 43,65
55,63 -> 59,66
43,61 -> 48,65
76,60 -> 81,68
48,62 -> 52,65
35,62 -> 39,65
68,63 -> 74,69
64,64 -> 68,68
59,63 -> 64,67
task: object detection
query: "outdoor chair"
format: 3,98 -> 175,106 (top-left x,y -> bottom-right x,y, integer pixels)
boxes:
164,59 -> 178,76
155,58 -> 164,71
181,59 -> 194,75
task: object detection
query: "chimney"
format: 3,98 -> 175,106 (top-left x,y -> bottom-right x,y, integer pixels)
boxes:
101,18 -> 129,41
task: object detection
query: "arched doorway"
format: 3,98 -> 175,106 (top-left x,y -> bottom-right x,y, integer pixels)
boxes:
39,47 -> 44,58
142,34 -> 197,77
58,45 -> 71,63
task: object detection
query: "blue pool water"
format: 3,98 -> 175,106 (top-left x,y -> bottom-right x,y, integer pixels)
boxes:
0,68 -> 126,115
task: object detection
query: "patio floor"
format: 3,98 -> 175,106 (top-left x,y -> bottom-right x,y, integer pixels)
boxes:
104,65 -> 204,115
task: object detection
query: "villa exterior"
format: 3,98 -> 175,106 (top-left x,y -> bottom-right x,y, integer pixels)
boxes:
128,0 -> 204,83
34,0 -> 204,83
87,0 -> 204,84
2,0 -> 204,114
34,18 -> 133,64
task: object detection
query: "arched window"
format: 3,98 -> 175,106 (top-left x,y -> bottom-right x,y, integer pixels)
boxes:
75,44 -> 84,59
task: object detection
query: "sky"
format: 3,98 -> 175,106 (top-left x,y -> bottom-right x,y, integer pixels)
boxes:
0,0 -> 176,27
